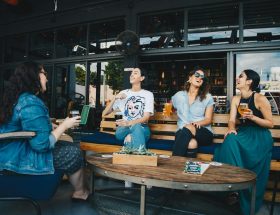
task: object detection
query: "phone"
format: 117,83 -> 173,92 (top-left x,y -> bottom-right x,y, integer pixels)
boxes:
80,105 -> 91,125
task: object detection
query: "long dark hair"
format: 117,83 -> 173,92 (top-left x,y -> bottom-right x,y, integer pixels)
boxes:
0,61 -> 42,124
184,67 -> 210,101
243,69 -> 260,93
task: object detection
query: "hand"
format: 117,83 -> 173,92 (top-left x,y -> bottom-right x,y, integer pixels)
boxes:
191,122 -> 201,129
116,119 -> 130,127
224,129 -> 237,138
115,93 -> 127,100
62,116 -> 81,129
242,109 -> 254,120
52,123 -> 58,130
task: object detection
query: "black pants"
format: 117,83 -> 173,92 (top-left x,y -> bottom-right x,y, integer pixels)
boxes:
172,127 -> 213,157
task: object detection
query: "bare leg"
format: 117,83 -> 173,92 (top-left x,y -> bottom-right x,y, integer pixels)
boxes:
124,134 -> 132,143
188,138 -> 198,149
69,168 -> 89,199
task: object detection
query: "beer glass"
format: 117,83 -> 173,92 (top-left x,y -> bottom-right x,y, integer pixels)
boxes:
69,110 -> 80,129
115,112 -> 123,126
238,103 -> 249,121
164,103 -> 172,117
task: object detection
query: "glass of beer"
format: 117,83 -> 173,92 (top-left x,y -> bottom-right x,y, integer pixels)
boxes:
164,103 -> 172,117
238,103 -> 248,121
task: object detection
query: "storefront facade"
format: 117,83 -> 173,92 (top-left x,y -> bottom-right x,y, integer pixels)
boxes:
0,0 -> 279,118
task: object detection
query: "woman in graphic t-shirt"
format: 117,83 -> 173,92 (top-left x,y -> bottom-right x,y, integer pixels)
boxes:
102,68 -> 154,150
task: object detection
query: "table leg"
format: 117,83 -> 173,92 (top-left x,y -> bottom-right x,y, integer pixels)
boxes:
140,185 -> 146,215
250,182 -> 256,215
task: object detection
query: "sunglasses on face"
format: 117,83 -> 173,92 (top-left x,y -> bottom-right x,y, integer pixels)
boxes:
194,72 -> 205,79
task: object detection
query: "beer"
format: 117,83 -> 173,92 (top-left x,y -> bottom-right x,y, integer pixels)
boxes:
163,103 -> 172,117
238,103 -> 248,119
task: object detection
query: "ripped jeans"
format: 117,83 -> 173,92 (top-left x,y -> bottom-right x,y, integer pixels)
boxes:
115,123 -> 151,150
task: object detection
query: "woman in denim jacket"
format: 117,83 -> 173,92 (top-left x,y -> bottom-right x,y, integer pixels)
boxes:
0,62 -> 89,201
172,67 -> 214,158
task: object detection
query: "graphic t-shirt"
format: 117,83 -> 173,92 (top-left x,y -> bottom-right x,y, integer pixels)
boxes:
113,89 -> 154,121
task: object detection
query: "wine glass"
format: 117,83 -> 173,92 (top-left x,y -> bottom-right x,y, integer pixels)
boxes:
238,103 -> 248,122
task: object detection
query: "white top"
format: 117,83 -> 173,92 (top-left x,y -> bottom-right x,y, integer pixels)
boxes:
113,89 -> 154,121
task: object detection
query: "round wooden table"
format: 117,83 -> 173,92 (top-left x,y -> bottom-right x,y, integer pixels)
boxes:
87,155 -> 256,215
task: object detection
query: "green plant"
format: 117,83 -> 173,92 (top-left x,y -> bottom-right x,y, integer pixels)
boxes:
117,145 -> 156,156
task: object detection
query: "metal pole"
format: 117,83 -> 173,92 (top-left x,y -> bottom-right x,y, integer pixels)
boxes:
140,185 -> 146,215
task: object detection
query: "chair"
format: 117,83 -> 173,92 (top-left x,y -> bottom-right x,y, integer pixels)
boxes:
0,131 -> 63,215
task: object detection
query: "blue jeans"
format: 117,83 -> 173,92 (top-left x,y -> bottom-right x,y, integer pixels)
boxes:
115,124 -> 151,149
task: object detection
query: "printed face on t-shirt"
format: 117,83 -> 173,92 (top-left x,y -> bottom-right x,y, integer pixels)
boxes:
124,96 -> 145,119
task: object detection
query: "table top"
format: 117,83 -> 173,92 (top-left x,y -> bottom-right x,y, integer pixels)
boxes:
87,154 -> 256,191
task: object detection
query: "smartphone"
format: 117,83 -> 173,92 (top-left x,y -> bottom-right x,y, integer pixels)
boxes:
80,105 -> 91,125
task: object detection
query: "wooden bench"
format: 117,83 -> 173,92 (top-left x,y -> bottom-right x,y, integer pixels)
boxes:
80,112 -> 280,210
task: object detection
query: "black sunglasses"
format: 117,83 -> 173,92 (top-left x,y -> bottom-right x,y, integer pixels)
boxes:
194,72 -> 205,79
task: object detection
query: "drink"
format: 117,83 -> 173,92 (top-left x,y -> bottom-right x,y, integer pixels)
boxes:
164,103 -> 172,117
238,103 -> 248,119
69,110 -> 80,118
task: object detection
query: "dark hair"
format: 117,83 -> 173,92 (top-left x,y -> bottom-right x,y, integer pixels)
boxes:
243,69 -> 260,93
184,66 -> 210,101
0,61 -> 42,124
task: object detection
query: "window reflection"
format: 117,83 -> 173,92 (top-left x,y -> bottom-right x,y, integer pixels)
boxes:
139,11 -> 184,50
188,5 -> 239,46
56,26 -> 87,58
236,52 -> 280,114
29,31 -> 54,60
243,1 -> 280,43
89,19 -> 125,55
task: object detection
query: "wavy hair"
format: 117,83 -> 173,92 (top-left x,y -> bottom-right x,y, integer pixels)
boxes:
0,61 -> 42,124
184,67 -> 210,101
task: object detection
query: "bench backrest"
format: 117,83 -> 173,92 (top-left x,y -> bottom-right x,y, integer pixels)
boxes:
100,112 -> 280,146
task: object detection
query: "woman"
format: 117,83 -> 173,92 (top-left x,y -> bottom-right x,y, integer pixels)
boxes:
214,69 -> 273,215
172,67 -> 214,157
0,62 -> 89,201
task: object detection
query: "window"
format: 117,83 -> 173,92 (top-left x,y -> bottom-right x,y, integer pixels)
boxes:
139,11 -> 184,50
188,5 -> 239,46
89,19 -> 125,55
56,25 -> 87,58
29,31 -> 54,60
243,1 -> 280,43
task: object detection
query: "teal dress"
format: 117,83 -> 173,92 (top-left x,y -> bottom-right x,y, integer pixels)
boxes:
214,93 -> 273,215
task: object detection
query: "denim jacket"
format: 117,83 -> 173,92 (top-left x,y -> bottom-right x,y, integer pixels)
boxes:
0,93 -> 55,175
172,91 -> 215,132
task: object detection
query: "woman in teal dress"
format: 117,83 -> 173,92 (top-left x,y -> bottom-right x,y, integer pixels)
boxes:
214,69 -> 273,215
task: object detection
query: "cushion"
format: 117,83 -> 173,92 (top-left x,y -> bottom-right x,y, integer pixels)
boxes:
81,131 -> 123,145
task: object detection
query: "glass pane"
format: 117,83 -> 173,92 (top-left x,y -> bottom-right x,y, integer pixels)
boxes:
56,25 -> 87,58
236,52 -> 280,115
140,53 -> 228,113
243,1 -> 280,43
29,31 -> 54,60
89,19 -> 125,55
41,65 -> 53,111
89,60 -> 123,107
188,5 -> 239,46
54,63 -> 86,118
4,34 -> 27,62
139,11 -> 184,50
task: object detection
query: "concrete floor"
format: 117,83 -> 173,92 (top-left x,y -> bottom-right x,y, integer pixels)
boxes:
0,177 -> 278,215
